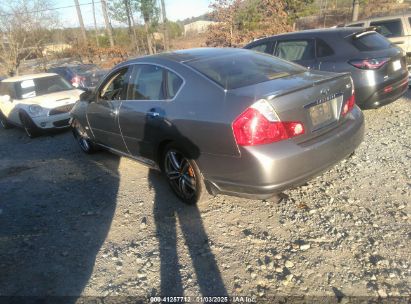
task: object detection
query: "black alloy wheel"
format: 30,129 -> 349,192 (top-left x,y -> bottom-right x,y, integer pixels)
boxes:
164,146 -> 206,205
0,111 -> 12,129
19,112 -> 40,138
72,120 -> 96,154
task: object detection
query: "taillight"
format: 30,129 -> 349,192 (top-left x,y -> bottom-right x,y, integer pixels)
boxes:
342,94 -> 356,116
71,76 -> 85,87
232,99 -> 304,146
348,57 -> 389,70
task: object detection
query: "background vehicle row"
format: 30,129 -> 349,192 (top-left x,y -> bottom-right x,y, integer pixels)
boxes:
244,28 -> 408,109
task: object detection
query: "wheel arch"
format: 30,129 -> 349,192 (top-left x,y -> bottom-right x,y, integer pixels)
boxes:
156,139 -> 174,171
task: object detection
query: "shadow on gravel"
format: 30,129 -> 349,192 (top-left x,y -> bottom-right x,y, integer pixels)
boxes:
149,170 -> 227,297
404,88 -> 411,101
0,129 -> 119,303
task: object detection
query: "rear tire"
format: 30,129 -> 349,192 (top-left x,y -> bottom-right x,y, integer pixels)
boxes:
19,112 -> 40,138
0,111 -> 12,129
163,143 -> 210,205
72,119 -> 97,154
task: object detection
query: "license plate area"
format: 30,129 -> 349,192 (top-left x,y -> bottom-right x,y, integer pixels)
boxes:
308,95 -> 341,130
393,60 -> 401,71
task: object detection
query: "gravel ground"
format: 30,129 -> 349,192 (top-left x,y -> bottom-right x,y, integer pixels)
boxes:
0,93 -> 410,303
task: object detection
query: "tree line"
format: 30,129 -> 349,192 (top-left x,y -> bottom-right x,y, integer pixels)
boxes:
0,0 -> 398,76
0,0 -> 184,75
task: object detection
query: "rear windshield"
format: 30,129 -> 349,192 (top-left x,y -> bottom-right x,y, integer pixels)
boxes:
14,76 -> 73,99
348,32 -> 392,51
72,64 -> 98,74
186,52 -> 305,90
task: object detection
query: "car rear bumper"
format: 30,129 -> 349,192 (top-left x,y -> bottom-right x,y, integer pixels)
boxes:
360,75 -> 408,109
355,71 -> 408,109
202,107 -> 364,199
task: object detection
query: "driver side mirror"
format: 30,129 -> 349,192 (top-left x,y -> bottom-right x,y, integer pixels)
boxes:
80,90 -> 95,103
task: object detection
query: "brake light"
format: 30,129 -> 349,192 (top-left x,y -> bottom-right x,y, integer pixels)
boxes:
348,58 -> 389,70
342,94 -> 356,116
71,76 -> 86,87
232,99 -> 304,146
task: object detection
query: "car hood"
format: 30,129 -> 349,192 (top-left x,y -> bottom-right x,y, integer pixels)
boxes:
19,89 -> 83,108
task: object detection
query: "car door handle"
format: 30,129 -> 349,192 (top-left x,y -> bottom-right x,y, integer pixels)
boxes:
394,41 -> 404,44
109,110 -> 118,116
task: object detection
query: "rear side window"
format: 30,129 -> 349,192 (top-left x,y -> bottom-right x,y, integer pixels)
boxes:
166,71 -> 183,99
275,40 -> 315,61
370,19 -> 403,38
249,42 -> 271,54
349,32 -> 392,51
316,39 -> 334,57
186,52 -> 305,90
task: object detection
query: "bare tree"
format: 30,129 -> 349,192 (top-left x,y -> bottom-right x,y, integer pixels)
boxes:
135,0 -> 159,55
101,0 -> 115,47
74,0 -> 88,43
92,0 -> 100,46
160,0 -> 169,51
0,0 -> 58,75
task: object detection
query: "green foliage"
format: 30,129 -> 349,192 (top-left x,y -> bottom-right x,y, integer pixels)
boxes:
207,0 -> 291,47
108,0 -> 129,25
235,0 -> 262,31
98,35 -> 111,48
134,0 -> 159,23
112,28 -> 133,46
285,0 -> 316,22
167,21 -> 183,39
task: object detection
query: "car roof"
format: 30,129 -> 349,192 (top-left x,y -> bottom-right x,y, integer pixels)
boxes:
48,63 -> 95,69
250,27 -> 359,42
2,73 -> 59,83
129,48 -> 250,64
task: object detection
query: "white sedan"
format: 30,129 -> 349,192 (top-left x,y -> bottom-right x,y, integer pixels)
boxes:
0,73 -> 83,137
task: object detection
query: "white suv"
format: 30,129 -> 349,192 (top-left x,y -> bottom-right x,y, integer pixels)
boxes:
0,73 -> 83,137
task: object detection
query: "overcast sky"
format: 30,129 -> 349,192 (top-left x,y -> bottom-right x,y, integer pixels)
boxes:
52,0 -> 211,28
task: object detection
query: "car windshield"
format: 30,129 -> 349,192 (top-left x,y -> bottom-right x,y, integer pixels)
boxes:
186,51 -> 305,90
15,76 -> 73,99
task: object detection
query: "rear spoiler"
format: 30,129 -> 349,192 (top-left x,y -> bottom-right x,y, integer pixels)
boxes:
351,26 -> 381,39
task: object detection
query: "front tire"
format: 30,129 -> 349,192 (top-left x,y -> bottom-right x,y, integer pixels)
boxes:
19,112 -> 40,138
72,119 -> 97,154
163,144 -> 209,205
0,111 -> 12,129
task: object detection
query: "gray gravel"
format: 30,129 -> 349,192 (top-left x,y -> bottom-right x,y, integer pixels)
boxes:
0,93 -> 410,302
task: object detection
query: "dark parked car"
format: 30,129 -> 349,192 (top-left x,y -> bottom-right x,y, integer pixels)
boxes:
47,64 -> 108,90
244,28 -> 408,109
70,48 -> 364,204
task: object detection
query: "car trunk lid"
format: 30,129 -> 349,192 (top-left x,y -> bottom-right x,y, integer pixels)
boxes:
231,70 -> 354,144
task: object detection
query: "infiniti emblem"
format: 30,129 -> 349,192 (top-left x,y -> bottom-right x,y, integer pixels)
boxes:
320,88 -> 330,95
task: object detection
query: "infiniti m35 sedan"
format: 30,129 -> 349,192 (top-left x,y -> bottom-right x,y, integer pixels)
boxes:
70,48 -> 364,204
